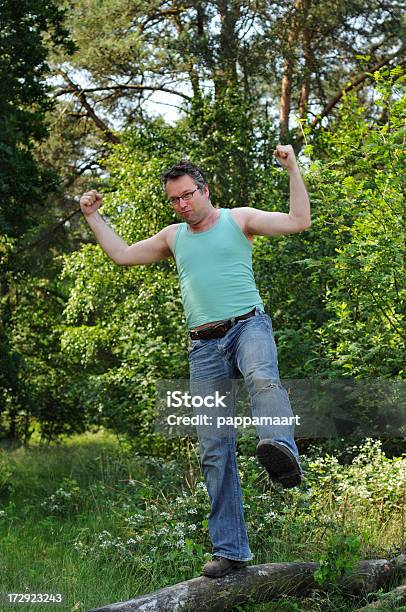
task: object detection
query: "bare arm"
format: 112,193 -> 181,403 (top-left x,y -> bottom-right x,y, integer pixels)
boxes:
286,161 -> 311,230
115,226 -> 173,265
233,145 -> 311,236
80,190 -> 172,265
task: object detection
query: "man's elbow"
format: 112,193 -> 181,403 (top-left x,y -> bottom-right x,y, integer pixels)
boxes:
288,209 -> 311,232
114,247 -> 133,266
291,217 -> 311,233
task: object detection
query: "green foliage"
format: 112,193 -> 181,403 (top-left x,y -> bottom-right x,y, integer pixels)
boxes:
0,0 -> 77,443
56,110 -> 286,448
188,86 -> 267,208
306,438 -> 406,533
314,531 -> 362,587
59,122 -> 189,449
1,433 -> 405,609
56,66 -> 405,450
0,268 -> 90,443
0,450 -> 13,495
264,65 -> 405,379
1,36 -> 404,445
40,477 -> 81,515
0,0 -> 74,236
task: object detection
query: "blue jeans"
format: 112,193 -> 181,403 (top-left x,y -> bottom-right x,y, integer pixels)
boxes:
188,308 -> 300,561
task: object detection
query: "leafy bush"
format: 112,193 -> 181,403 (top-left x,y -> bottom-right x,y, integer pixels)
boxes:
269,65 -> 405,379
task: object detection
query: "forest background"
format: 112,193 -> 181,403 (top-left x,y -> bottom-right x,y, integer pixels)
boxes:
0,1 -> 405,610
0,0 -> 404,449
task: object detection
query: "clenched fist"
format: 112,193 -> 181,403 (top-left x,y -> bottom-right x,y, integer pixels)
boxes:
273,144 -> 298,172
80,190 -> 103,217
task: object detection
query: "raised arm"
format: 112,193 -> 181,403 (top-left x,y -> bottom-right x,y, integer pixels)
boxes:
80,190 -> 173,265
233,144 -> 311,237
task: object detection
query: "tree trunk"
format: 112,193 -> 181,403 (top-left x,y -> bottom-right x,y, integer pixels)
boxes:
279,0 -> 303,142
296,0 -> 312,145
87,554 -> 406,612
214,0 -> 241,97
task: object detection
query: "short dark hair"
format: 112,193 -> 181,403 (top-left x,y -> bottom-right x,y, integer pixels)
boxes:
162,159 -> 210,196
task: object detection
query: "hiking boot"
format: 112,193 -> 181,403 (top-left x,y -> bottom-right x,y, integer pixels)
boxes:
256,439 -> 302,488
201,556 -> 248,578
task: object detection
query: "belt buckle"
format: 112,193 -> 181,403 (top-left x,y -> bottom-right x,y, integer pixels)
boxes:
209,321 -> 229,338
191,320 -> 230,340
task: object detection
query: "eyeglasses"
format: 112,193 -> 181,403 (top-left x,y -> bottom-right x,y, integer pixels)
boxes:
169,188 -> 199,206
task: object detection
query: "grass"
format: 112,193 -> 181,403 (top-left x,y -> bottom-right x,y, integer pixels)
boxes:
0,431 -> 405,611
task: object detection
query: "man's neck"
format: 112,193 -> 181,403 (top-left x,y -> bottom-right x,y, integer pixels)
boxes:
188,207 -> 221,233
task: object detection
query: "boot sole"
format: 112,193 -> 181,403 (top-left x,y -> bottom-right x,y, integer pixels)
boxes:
256,440 -> 302,488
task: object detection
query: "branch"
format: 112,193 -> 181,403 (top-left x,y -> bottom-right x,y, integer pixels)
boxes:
87,554 -> 406,612
59,71 -> 121,144
139,6 -> 188,32
53,83 -> 191,102
365,287 -> 406,341
296,48 -> 406,145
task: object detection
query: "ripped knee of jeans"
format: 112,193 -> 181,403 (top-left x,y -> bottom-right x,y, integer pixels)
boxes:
247,377 -> 282,397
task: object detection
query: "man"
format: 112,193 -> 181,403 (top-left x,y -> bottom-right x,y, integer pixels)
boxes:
80,144 -> 311,578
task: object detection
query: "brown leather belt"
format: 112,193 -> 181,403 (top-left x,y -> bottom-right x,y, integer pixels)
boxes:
189,308 -> 256,341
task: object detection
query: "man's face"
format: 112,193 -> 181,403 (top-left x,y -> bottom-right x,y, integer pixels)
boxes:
165,175 -> 210,224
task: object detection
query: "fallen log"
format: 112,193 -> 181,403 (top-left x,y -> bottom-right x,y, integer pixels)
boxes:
356,582 -> 406,610
87,554 -> 406,612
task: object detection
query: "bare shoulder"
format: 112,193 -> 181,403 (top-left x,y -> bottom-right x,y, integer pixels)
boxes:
229,207 -> 254,240
161,223 -> 181,255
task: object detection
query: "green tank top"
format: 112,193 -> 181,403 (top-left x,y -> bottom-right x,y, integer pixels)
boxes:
173,208 -> 264,329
